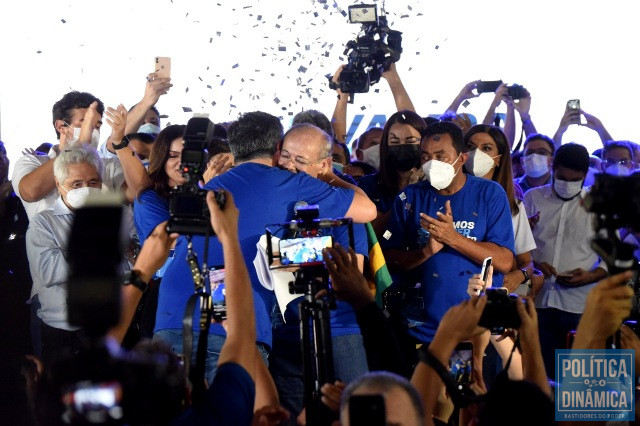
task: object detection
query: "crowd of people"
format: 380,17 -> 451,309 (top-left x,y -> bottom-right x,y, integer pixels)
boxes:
2,60 -> 640,426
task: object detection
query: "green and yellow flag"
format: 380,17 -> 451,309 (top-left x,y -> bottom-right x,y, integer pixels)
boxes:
365,222 -> 394,308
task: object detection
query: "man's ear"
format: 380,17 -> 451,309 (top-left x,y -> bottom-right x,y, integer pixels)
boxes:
54,120 -> 67,138
355,148 -> 364,162
459,152 -> 469,166
319,157 -> 333,176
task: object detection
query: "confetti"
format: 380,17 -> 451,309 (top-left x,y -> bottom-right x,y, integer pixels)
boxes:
182,107 -> 192,112
278,46 -> 286,51
399,192 -> 406,200
298,65 -> 307,73
383,230 -> 392,240
232,63 -> 239,69
462,100 -> 470,108
274,97 -> 281,104
61,19 -> 66,24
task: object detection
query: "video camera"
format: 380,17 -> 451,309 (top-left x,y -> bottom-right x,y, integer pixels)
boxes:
478,288 -> 522,333
329,4 -> 402,95
167,115 -> 226,236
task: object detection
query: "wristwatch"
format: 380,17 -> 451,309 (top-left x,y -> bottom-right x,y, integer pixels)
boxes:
520,268 -> 531,286
123,269 -> 149,292
112,136 -> 130,151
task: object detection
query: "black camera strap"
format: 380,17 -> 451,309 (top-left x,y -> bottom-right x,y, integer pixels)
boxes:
182,234 -> 213,405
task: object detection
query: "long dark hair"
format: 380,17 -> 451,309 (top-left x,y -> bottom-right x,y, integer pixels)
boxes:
378,110 -> 427,198
464,124 -> 518,216
141,124 -> 186,200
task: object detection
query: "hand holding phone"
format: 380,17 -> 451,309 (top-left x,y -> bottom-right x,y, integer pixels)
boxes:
475,257 -> 492,296
154,57 -> 171,79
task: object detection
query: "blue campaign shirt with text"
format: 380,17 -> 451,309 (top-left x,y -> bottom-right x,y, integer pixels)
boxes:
381,175 -> 515,343
155,163 -> 355,348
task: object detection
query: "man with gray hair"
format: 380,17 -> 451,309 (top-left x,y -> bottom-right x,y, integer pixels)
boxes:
272,123 -> 371,417
25,144 -> 105,365
340,371 -> 424,426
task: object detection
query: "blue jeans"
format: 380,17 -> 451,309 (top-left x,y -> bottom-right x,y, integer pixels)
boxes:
153,329 -> 269,385
269,334 -> 369,419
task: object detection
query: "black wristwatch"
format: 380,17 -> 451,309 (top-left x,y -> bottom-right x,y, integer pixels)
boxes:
123,269 -> 149,292
112,136 -> 130,151
520,268 -> 531,286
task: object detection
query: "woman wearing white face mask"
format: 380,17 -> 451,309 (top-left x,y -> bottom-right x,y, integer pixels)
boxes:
463,125 -> 537,294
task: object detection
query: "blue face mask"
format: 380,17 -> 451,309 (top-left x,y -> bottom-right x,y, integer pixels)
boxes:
333,162 -> 344,173
138,123 -> 161,136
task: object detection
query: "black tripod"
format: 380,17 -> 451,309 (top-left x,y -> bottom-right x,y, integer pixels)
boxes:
292,266 -> 336,426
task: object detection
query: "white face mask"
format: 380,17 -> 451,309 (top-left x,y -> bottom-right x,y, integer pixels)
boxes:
360,145 -> 380,170
138,123 -> 161,135
67,126 -> 101,149
61,186 -> 102,209
522,153 -> 550,178
605,164 -> 632,177
422,154 -> 461,190
553,178 -> 584,200
464,148 -> 498,177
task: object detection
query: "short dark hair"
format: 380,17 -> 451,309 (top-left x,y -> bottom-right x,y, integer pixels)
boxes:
602,140 -> 634,160
356,127 -> 383,151
227,111 -> 283,163
52,91 -> 104,138
421,121 -> 465,154
553,142 -> 589,173
523,133 -> 555,155
350,160 -> 377,176
126,132 -> 155,145
333,140 -> 351,165
292,109 -> 334,138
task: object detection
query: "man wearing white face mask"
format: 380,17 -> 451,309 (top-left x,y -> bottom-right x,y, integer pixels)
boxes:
382,121 -> 515,349
25,144 -> 104,365
523,143 -> 608,377
515,134 -> 556,193
12,91 -> 129,220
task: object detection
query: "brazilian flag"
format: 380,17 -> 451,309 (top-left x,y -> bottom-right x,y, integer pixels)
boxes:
365,222 -> 394,308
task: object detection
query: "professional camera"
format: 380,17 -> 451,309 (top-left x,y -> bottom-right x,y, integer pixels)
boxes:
478,288 -> 522,332
507,84 -> 527,100
330,4 -> 402,94
167,115 -> 226,236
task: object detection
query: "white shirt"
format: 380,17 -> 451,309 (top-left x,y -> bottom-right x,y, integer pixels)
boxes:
11,149 -> 125,220
524,184 -> 604,313
25,197 -> 77,330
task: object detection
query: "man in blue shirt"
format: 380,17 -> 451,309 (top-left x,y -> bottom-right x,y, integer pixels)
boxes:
382,121 -> 515,346
154,112 -> 376,384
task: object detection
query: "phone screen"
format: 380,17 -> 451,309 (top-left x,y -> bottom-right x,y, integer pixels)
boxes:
478,257 -> 492,295
279,235 -> 333,266
450,343 -> 473,386
476,80 -> 503,93
209,266 -> 226,305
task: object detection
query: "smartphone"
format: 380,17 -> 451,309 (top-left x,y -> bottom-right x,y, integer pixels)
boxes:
476,80 -> 503,94
476,257 -> 492,296
450,342 -> 473,387
556,272 -> 573,285
566,99 -> 580,111
278,235 -> 333,266
209,266 -> 226,305
349,394 -> 386,426
154,56 -> 171,79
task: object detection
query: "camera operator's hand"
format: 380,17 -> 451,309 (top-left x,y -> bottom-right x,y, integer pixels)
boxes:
492,83 -> 512,108
331,64 -> 346,97
135,221 -> 178,281
620,324 -> 640,378
324,244 -> 373,310
206,189 -> 238,244
515,297 -> 539,348
381,61 -> 399,81
105,104 -> 128,144
536,261 -> 557,279
515,296 -> 552,396
513,89 -> 532,120
467,265 -> 494,297
573,271 -> 634,349
320,380 -> 346,412
435,297 -> 488,345
252,405 -> 290,426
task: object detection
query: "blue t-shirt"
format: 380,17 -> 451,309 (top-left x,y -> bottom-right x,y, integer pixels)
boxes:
357,173 -> 395,214
156,163 -> 355,348
134,189 -> 170,246
173,362 -> 255,426
381,175 -> 515,343
275,222 -> 368,340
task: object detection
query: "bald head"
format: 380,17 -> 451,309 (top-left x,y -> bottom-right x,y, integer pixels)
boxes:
279,123 -> 333,177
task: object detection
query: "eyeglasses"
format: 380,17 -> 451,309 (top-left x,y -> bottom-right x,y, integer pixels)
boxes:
388,137 -> 421,144
280,151 -> 326,167
603,159 -> 635,168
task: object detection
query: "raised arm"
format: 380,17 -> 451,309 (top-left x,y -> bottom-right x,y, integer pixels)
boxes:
552,106 -> 581,148
512,89 -> 537,137
330,65 -> 349,144
123,73 -> 171,135
581,110 -> 613,145
207,190 -> 257,378
444,81 -> 480,115
382,63 -> 415,112
105,104 -> 152,202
